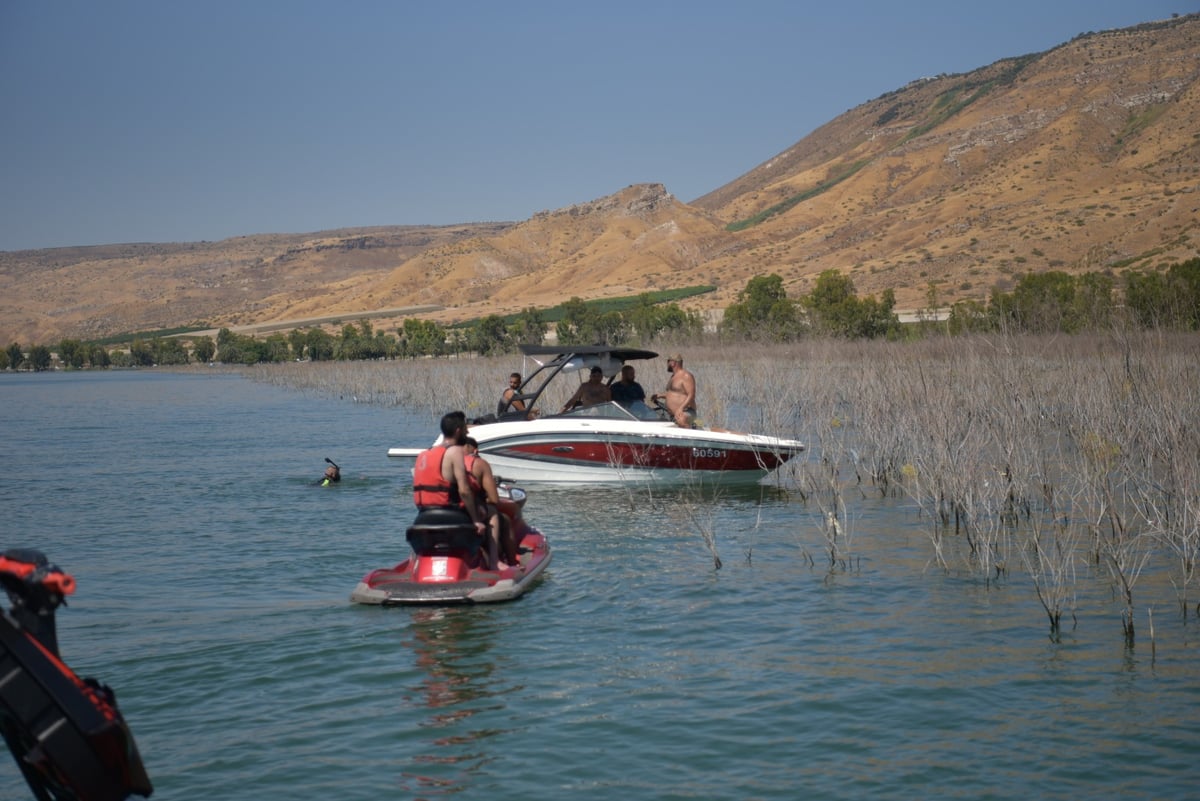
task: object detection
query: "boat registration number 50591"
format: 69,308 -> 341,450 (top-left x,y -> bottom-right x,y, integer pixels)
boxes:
692,447 -> 728,459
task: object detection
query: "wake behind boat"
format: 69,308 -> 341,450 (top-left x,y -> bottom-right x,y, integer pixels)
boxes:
389,345 -> 806,485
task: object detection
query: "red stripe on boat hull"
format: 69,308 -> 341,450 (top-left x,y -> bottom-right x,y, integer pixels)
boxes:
489,440 -> 796,472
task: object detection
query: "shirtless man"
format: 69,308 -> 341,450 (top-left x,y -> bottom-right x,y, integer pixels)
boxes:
650,353 -> 697,427
499,372 -> 526,415
561,366 -> 612,412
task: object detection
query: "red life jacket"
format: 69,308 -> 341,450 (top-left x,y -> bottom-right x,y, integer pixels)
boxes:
463,453 -> 484,497
412,446 -> 462,508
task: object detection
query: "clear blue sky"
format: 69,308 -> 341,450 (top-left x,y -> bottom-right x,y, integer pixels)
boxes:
0,1 -> 1189,251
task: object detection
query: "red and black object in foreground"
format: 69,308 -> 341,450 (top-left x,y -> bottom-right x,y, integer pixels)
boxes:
0,548 -> 152,801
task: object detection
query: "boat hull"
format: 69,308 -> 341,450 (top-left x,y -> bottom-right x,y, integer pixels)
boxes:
392,417 -> 805,484
388,343 -> 806,485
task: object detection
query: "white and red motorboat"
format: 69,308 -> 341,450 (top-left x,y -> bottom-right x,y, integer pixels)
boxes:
388,345 -> 806,485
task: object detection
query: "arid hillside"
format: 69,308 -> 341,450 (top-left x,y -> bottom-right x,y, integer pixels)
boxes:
0,225 -> 516,344
2,13 -> 1196,345
690,14 -> 1200,309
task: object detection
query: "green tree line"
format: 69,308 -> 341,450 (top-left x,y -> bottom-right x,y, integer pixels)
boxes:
718,257 -> 1200,342
721,271 -> 903,340
4,259 -> 1197,370
944,258 -> 1200,335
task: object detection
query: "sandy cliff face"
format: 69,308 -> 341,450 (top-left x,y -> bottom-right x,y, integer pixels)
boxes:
2,15 -> 1197,345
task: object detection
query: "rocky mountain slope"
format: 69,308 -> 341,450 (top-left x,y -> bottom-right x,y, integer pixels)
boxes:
2,13 -> 1196,345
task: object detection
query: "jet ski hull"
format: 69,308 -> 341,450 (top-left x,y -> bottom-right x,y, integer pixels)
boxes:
350,530 -> 551,605
351,489 -> 551,606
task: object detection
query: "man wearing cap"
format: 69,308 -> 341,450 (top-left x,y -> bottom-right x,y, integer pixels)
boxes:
651,353 -> 697,427
561,366 -> 612,412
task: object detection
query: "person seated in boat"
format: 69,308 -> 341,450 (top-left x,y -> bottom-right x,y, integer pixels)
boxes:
498,372 -> 526,416
561,366 -> 612,412
464,437 -> 518,569
412,412 -> 488,549
610,364 -> 646,409
650,353 -> 697,428
319,463 -> 340,486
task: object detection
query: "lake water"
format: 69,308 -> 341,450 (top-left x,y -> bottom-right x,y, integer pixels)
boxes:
2,369 -> 1197,800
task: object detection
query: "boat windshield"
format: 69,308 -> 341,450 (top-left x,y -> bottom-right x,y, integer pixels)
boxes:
621,400 -> 666,421
558,400 -> 665,422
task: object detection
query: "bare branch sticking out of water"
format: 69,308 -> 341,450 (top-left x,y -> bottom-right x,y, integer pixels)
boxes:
1020,517 -> 1080,640
666,472 -> 744,571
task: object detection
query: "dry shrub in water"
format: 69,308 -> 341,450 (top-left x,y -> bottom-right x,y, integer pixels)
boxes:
694,333 -> 1199,636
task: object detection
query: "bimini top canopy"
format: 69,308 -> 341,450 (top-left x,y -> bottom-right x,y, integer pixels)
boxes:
495,344 -> 660,419
517,344 -> 658,364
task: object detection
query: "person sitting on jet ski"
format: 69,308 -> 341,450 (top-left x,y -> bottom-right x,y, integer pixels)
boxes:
464,437 -> 516,569
412,411 -> 488,545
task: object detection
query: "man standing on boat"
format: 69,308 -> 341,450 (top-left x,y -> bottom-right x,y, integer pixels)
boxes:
651,353 -> 697,428
412,412 -> 487,540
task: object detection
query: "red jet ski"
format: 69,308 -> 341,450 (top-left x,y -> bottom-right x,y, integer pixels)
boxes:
0,549 -> 153,801
350,483 -> 551,605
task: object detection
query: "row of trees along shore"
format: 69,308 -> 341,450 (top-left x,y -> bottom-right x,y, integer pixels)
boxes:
2,259 -> 1198,370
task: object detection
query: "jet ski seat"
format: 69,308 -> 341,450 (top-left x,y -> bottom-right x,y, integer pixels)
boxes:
407,507 -> 481,556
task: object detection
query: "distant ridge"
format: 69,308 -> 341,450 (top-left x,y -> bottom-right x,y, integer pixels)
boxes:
2,13 -> 1196,345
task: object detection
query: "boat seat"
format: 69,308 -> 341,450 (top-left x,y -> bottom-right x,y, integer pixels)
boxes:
407,507 -> 480,555
412,507 -> 475,527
